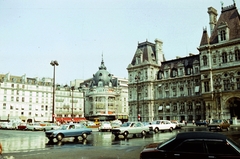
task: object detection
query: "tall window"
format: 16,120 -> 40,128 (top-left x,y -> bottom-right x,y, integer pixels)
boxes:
188,87 -> 192,96
204,81 -> 210,92
222,52 -> 228,63
220,30 -> 226,41
235,49 -> 240,61
203,56 -> 207,66
237,78 -> 240,89
223,79 -> 231,91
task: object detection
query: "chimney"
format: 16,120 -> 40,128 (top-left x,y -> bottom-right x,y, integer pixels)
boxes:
208,7 -> 218,35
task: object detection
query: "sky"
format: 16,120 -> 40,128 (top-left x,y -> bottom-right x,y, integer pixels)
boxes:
0,0 -> 236,85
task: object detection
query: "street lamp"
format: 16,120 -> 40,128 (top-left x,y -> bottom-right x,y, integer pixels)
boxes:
50,60 -> 59,123
135,75 -> 140,121
71,86 -> 75,120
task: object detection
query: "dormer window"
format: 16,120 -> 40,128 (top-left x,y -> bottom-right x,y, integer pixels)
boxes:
220,30 -> 226,41
217,22 -> 229,42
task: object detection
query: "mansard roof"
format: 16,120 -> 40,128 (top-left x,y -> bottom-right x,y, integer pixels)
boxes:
130,40 -> 158,65
159,54 -> 199,70
210,3 -> 240,44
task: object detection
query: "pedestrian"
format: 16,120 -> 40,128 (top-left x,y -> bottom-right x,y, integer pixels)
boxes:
0,142 -> 3,159
192,120 -> 195,125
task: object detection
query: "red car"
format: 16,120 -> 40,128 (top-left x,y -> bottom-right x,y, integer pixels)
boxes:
17,123 -> 27,130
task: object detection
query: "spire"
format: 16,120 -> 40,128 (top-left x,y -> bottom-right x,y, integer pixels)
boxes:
99,53 -> 107,70
200,27 -> 210,46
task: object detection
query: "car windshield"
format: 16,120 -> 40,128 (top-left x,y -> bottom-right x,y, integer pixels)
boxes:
60,125 -> 69,130
121,122 -> 132,127
212,119 -> 222,123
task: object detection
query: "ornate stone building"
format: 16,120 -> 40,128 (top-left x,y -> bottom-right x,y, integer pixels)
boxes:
127,2 -> 240,123
79,57 -> 128,122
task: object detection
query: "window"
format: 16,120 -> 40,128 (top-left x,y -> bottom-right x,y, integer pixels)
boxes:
174,140 -> 204,153
188,87 -> 192,96
235,49 -> 240,61
223,79 -> 231,91
195,67 -> 199,74
237,78 -> 240,89
204,81 -> 210,92
203,56 -> 207,66
220,30 -> 226,41
206,141 -> 238,155
222,52 -> 228,63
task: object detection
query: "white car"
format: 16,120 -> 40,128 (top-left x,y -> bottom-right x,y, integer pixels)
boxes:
98,121 -> 112,132
26,123 -> 44,131
112,121 -> 150,138
1,122 -> 13,129
149,120 -> 176,133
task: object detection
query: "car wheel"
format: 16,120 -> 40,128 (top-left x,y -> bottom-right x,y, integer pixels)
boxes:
57,134 -> 64,141
169,127 -> 173,132
82,133 -> 87,139
123,131 -> 128,137
141,130 -> 146,137
33,128 -> 36,131
154,128 -> 159,133
43,128 -> 46,132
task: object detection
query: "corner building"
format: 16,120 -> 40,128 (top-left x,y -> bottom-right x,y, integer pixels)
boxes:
127,2 -> 240,123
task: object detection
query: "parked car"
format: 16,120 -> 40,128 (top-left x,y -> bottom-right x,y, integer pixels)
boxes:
26,123 -> 44,131
45,124 -> 92,141
195,120 -> 208,126
149,120 -> 176,133
112,121 -> 150,138
1,122 -> 13,129
41,123 -> 60,131
208,119 -> 231,131
111,120 -> 122,128
171,120 -> 184,129
17,123 -> 27,130
98,121 -> 112,132
140,131 -> 240,159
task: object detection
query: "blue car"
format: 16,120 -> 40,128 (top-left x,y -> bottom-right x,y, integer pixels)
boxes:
45,124 -> 92,141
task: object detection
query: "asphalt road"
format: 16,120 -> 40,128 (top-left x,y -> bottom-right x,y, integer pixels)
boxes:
1,125 -> 240,159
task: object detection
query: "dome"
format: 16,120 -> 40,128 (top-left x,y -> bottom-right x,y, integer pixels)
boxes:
92,57 -> 113,87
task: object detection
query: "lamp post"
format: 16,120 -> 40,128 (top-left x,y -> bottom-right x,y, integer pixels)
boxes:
135,75 -> 140,121
71,86 -> 75,120
50,60 -> 59,123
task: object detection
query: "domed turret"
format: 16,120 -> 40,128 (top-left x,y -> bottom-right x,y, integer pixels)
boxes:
92,56 -> 113,87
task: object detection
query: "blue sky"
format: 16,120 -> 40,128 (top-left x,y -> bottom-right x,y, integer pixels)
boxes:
0,0 -> 234,85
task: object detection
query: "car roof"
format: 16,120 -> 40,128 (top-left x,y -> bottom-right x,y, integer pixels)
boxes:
176,131 -> 227,140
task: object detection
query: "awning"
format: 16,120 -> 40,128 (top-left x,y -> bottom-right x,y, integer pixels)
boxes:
55,117 -> 86,122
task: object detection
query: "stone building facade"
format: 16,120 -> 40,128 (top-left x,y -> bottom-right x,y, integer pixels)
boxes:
127,2 -> 240,123
79,57 -> 128,122
0,73 -> 84,123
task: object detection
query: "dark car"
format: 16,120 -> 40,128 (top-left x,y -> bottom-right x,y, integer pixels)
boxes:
195,120 -> 208,126
208,119 -> 231,131
140,131 -> 240,159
